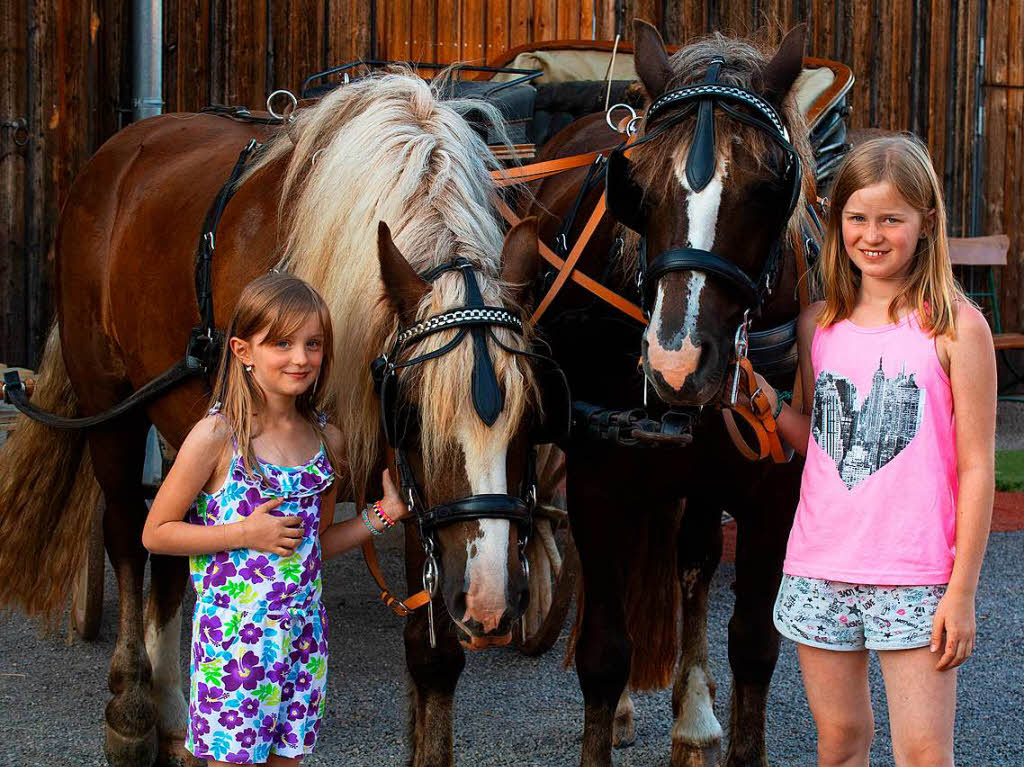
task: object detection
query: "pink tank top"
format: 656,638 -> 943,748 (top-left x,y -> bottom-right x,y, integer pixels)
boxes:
784,312 -> 957,585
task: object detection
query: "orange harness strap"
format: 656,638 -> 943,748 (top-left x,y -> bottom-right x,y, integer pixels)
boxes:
721,357 -> 789,463
491,151 -> 608,187
360,539 -> 431,617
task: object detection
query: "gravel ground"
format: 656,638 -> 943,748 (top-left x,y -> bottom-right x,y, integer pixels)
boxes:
1,522 -> 1021,767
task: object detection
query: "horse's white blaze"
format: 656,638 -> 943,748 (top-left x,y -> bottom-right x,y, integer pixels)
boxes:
645,160 -> 729,391
671,667 -> 723,746
459,425 -> 511,633
145,604 -> 188,736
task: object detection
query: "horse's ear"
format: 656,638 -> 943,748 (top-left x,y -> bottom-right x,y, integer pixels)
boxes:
761,24 -> 806,106
633,19 -> 673,100
501,217 -> 540,308
377,221 -> 429,325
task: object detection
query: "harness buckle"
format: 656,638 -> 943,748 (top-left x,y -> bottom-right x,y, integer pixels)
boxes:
605,103 -> 638,134
730,310 -> 751,405
204,231 -> 215,252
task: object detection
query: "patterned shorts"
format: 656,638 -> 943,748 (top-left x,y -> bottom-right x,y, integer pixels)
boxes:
773,574 -> 947,651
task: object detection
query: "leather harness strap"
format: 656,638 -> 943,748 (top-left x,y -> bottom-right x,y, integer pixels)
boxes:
360,539 -> 431,617
721,357 -> 789,463
492,151 -> 608,187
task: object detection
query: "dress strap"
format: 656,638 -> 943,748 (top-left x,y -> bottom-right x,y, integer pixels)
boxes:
315,409 -> 328,429
208,402 -> 238,450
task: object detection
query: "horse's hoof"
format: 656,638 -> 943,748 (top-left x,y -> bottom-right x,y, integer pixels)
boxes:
612,714 -> 635,748
156,736 -> 204,767
671,739 -> 721,767
104,723 -> 159,767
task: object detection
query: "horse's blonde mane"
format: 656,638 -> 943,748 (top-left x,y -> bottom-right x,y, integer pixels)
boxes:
246,72 -> 535,498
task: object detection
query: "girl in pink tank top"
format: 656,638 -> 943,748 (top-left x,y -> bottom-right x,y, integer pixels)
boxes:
750,135 -> 995,767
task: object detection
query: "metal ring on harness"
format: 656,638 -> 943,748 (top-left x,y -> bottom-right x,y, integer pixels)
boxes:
267,89 -> 298,121
605,103 -> 638,134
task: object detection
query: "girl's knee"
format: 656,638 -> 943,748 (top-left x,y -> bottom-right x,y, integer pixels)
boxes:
817,717 -> 874,767
893,736 -> 954,767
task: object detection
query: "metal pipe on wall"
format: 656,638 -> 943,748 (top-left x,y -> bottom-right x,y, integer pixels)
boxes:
132,0 -> 163,121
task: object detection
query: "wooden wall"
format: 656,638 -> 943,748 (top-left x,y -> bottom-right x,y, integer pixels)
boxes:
1,0 -> 1020,369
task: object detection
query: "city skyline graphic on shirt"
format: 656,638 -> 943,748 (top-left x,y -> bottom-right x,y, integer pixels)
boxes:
810,358 -> 926,489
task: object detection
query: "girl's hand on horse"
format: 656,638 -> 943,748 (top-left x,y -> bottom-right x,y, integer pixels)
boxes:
931,586 -> 977,671
241,498 -> 303,556
381,468 -> 410,522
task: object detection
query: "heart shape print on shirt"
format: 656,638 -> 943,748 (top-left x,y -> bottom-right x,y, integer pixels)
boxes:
810,358 -> 926,489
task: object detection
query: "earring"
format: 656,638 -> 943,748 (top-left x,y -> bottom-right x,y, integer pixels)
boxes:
245,365 -> 253,373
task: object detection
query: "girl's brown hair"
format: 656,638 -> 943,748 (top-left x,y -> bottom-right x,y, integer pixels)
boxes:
815,133 -> 967,337
209,272 -> 339,478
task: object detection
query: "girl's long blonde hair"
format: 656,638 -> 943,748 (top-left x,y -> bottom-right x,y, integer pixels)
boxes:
816,133 -> 967,336
209,272 -> 340,479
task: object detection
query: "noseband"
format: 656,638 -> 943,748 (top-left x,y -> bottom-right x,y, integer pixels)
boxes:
612,60 -> 803,318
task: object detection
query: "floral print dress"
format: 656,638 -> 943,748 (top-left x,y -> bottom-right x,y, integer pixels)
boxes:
185,413 -> 334,764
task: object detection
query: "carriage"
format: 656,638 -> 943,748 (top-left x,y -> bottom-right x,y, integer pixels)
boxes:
1,24 -> 854,767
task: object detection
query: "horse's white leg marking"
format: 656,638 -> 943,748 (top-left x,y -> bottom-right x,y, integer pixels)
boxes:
459,426 -> 511,633
145,603 -> 188,737
644,160 -> 728,391
671,666 -> 723,746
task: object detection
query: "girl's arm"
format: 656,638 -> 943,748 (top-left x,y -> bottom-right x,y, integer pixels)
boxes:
319,421 -> 410,560
931,304 -> 996,671
749,302 -> 819,456
142,416 -> 302,557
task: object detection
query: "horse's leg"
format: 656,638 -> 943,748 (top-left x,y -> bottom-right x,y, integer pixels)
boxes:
613,686 -> 636,747
670,496 -> 724,767
404,528 -> 465,767
570,462 -> 631,767
724,469 -> 799,767
146,552 -> 199,766
90,421 -> 160,767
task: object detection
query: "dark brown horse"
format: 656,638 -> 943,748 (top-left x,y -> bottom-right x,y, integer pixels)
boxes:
0,72 -> 542,767
525,23 -> 814,767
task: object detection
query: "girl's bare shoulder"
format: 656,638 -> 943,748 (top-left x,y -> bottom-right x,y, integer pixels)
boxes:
178,414 -> 233,462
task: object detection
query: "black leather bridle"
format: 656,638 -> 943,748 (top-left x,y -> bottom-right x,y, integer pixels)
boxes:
608,59 -> 804,318
370,257 -> 545,543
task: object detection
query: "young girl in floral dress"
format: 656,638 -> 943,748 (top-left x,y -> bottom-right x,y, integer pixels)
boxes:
143,272 -> 409,765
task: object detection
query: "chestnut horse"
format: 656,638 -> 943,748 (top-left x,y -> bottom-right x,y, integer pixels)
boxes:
0,73 -> 542,766
525,24 -> 814,767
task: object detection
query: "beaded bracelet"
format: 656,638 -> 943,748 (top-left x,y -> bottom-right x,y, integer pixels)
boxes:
373,499 -> 395,529
361,508 -> 383,536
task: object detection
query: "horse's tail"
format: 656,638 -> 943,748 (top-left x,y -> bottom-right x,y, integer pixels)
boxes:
0,324 -> 102,625
564,506 -> 683,691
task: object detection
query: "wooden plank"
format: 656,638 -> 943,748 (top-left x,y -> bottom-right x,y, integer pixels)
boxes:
847,0 -> 873,130
625,0 -> 659,38
436,0 -> 459,63
96,0 -> 128,142
581,0 -> 595,40
534,0 -> 557,42
1,0 -> 28,364
462,0 -> 486,63
412,0 -> 438,63
595,0 -> 617,39
224,0 -> 266,107
557,0 -> 581,40
292,0 -> 325,89
1005,0 -> 1023,327
327,0 -> 373,65
169,0 -> 211,112
388,0 -> 411,62
510,0 -> 534,47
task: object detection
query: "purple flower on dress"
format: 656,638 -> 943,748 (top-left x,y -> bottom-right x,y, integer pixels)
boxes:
299,494 -> 317,509
267,660 -> 290,683
289,623 -> 317,664
299,471 -> 321,490
239,622 -> 263,644
258,714 -> 277,741
235,727 -> 258,747
274,720 -> 298,748
309,688 -> 321,709
198,614 -> 223,645
239,555 -> 275,584
191,713 -> 211,737
239,697 -> 260,718
225,749 -> 251,763
304,729 -> 317,747
203,552 -> 237,589
297,511 -> 315,537
286,701 -> 307,722
267,581 -> 299,611
281,681 -> 295,702
236,486 -> 269,518
196,682 -> 225,715
218,709 -> 243,730
294,670 -> 313,692
213,592 -> 230,608
204,497 -> 221,525
222,650 -> 266,692
300,554 -> 320,587
191,641 -> 205,668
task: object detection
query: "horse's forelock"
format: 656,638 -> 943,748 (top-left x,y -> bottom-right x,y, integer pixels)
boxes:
245,72 -> 534,497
